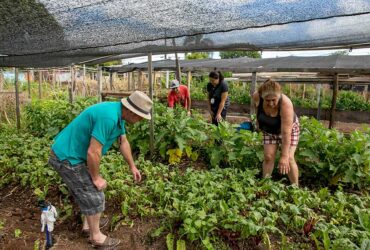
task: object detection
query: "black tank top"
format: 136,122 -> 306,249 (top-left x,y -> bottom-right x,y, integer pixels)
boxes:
257,95 -> 297,134
257,96 -> 282,134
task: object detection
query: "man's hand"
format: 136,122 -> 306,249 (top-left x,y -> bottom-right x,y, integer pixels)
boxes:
279,156 -> 290,175
187,110 -> 191,116
130,165 -> 142,182
215,113 -> 223,122
92,176 -> 107,190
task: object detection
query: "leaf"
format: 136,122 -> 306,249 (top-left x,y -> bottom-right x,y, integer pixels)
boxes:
263,232 -> 272,250
14,229 -> 22,238
176,239 -> 186,250
358,211 -> 370,231
361,239 -> 370,250
201,237 -> 214,250
166,233 -> 174,250
175,136 -> 186,151
322,230 -> 331,250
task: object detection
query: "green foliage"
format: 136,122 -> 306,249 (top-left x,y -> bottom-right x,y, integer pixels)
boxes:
220,51 -> 261,59
297,117 -> 370,188
24,97 -> 97,138
101,157 -> 370,249
186,52 -> 209,60
0,130 -> 60,189
336,91 -> 370,111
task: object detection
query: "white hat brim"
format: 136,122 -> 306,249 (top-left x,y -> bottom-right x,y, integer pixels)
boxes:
121,99 -> 151,120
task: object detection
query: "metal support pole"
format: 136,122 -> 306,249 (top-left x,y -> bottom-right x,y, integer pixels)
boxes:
98,66 -> 103,102
329,74 -> 339,129
148,53 -> 155,157
14,68 -> 21,130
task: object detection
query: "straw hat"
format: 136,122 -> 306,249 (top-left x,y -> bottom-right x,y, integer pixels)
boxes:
121,91 -> 153,120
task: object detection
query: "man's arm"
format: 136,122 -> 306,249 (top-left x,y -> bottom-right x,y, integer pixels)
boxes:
119,135 -> 141,182
87,137 -> 106,190
168,92 -> 175,108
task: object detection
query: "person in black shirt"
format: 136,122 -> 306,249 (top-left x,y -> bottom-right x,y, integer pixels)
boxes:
252,79 -> 300,185
207,71 -> 230,126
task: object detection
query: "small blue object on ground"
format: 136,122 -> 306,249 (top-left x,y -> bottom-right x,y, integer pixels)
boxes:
237,121 -> 254,132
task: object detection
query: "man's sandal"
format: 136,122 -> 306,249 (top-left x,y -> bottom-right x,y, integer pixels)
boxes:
91,236 -> 121,249
81,217 -> 109,237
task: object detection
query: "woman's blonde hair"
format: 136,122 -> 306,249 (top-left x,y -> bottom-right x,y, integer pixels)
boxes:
258,79 -> 281,98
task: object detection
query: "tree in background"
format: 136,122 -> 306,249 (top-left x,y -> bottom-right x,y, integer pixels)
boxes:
220,51 -> 261,59
186,52 -> 210,60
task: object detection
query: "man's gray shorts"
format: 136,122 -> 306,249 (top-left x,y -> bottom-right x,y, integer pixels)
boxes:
48,153 -> 105,215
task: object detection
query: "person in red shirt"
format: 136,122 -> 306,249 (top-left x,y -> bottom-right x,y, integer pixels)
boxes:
167,79 -> 191,115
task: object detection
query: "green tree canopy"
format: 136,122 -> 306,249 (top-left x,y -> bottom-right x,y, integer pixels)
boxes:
186,52 -> 209,60
220,51 -> 261,59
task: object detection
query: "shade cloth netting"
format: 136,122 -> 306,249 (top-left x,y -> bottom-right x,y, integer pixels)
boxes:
1,0 -> 370,67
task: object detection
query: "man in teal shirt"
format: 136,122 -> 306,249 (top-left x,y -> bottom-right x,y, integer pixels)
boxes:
48,91 -> 152,248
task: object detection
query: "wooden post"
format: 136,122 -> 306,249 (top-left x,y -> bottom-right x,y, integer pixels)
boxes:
329,74 -> 339,129
68,66 -> 73,103
289,83 -> 292,97
133,72 -> 137,90
38,70 -> 42,99
52,69 -> 56,89
364,85 -> 368,102
82,64 -> 86,96
27,70 -> 31,98
165,71 -> 169,88
153,71 -> 156,95
187,71 -> 192,93
109,72 -> 113,91
58,70 -> 61,88
302,84 -> 306,99
250,72 -> 257,114
175,52 -> 181,81
148,53 -> 155,158
127,72 -> 131,91
98,66 -> 103,102
316,84 -> 322,120
14,68 -> 21,130
0,68 -> 4,91
138,71 -> 143,90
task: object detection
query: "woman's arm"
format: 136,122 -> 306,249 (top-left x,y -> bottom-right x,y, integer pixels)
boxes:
216,91 -> 228,117
279,95 -> 294,174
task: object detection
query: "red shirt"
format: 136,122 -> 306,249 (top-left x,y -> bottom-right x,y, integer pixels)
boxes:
167,85 -> 190,109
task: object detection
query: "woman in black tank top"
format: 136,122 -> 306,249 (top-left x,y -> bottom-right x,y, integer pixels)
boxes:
252,80 -> 300,185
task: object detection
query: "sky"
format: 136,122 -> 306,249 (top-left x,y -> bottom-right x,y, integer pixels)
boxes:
124,48 -> 370,64
260,48 -> 370,58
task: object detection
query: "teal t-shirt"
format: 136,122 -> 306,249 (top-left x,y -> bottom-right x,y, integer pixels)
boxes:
52,102 -> 126,165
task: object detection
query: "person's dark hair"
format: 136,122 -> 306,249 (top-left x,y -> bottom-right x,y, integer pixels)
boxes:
209,71 -> 224,81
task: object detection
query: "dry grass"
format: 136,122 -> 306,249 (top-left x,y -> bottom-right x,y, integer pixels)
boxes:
0,91 -> 29,123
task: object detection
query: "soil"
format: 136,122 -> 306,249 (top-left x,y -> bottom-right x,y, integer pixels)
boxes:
0,184 -> 275,250
0,185 -> 167,250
